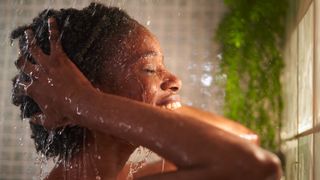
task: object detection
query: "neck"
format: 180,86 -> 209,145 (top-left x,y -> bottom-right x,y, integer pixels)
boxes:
46,131 -> 136,180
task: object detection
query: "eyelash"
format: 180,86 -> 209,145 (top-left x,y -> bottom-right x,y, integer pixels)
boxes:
144,68 -> 156,74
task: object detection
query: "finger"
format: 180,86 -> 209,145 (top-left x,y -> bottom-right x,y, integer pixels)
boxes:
24,29 -> 47,64
32,113 -> 61,130
15,56 -> 40,78
12,75 -> 28,97
48,17 -> 63,54
15,79 -> 35,96
30,113 -> 49,127
14,56 -> 25,69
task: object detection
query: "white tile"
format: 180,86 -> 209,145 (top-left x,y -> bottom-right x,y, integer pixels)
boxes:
315,132 -> 320,180
298,135 -> 313,180
282,139 -> 298,180
316,0 -> 320,124
282,28 -> 298,140
298,3 -> 314,133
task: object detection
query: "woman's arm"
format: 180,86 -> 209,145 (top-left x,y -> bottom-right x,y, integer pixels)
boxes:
18,18 -> 281,180
175,106 -> 260,145
70,87 -> 279,176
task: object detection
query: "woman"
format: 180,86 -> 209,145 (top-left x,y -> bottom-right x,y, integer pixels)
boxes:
11,3 -> 281,180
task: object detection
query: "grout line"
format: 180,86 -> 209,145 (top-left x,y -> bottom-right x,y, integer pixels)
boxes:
284,123 -> 320,141
296,0 -> 300,177
313,0 -> 317,179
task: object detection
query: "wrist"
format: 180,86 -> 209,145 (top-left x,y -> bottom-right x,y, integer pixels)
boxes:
67,86 -> 100,124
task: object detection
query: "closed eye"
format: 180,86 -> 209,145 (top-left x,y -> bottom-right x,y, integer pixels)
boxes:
143,68 -> 156,74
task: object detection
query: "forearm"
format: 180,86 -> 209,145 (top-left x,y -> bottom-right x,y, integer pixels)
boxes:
72,90 -> 216,166
70,91 -> 281,179
175,106 -> 260,145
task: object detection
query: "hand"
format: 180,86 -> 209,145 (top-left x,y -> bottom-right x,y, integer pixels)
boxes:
16,18 -> 96,129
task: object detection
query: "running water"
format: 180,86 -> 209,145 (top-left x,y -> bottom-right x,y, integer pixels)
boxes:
127,146 -> 154,180
1,1 -> 227,179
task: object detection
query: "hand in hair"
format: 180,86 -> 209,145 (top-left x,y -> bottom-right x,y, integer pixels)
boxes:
16,18 -> 96,129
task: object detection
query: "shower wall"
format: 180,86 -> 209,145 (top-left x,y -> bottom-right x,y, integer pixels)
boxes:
0,0 -> 225,179
281,0 -> 320,179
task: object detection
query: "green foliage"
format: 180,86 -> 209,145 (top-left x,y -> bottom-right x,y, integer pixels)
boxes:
215,0 -> 288,150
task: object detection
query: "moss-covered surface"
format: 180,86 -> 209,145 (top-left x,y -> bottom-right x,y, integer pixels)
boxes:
215,0 -> 288,151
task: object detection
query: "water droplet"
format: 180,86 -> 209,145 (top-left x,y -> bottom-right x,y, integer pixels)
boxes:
99,117 -> 104,123
146,20 -> 151,26
155,142 -> 162,148
201,74 -> 213,87
47,78 -> 54,86
161,159 -> 165,173
64,97 -> 72,103
137,127 -> 143,133
95,176 -> 101,180
76,106 -> 81,115
119,122 -> 131,131
202,62 -> 213,72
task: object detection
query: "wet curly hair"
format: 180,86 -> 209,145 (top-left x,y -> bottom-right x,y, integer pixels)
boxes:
10,3 -> 137,159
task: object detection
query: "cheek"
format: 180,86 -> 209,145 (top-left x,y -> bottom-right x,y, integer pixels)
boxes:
115,67 -> 161,104
141,82 -> 158,104
126,75 -> 160,105
142,78 -> 159,105
118,77 -> 145,101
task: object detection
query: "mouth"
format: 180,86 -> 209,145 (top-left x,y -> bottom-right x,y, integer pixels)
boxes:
160,101 -> 182,110
156,95 -> 182,110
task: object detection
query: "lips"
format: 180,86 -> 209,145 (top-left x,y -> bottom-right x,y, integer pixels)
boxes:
156,94 -> 182,110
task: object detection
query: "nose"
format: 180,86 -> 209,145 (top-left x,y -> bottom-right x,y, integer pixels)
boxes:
160,72 -> 182,92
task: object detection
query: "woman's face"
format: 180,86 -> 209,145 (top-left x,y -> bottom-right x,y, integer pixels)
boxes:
98,24 -> 182,110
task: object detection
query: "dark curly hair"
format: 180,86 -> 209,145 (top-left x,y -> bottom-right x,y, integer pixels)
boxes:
10,3 -> 137,160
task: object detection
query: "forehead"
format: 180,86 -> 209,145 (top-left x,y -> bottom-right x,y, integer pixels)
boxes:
102,24 -> 163,73
123,25 -> 162,60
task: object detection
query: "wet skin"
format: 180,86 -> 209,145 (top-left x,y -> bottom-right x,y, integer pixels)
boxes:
17,18 -> 282,180
97,24 -> 182,107
46,19 -> 183,180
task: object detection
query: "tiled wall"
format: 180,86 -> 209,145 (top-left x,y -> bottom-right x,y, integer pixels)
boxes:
0,0 -> 226,179
281,0 -> 319,179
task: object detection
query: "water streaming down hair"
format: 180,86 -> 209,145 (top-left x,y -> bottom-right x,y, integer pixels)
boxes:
10,2 -> 137,160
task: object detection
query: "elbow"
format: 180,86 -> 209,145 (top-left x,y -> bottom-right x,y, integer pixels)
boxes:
199,146 -> 282,180
254,150 -> 282,180
265,154 -> 282,180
